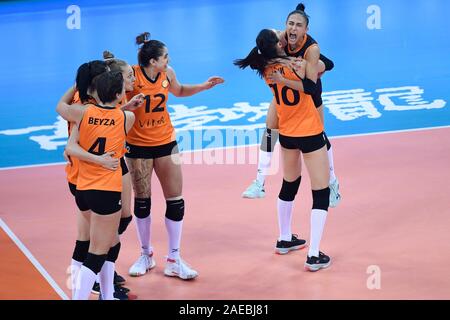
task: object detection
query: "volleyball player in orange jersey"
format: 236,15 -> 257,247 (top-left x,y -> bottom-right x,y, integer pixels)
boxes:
97,51 -> 147,291
57,71 -> 136,299
235,29 -> 331,271
60,60 -> 143,299
62,60 -> 109,298
126,32 -> 224,280
243,3 -> 341,209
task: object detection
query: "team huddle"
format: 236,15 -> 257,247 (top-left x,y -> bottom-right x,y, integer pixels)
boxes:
58,3 -> 341,300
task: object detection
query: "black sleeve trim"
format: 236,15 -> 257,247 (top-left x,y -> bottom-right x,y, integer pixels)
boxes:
293,69 -> 302,80
122,110 -> 127,135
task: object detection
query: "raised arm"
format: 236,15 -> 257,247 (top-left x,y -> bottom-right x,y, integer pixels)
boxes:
56,86 -> 86,123
120,93 -> 145,111
167,66 -> 224,97
303,45 -> 319,83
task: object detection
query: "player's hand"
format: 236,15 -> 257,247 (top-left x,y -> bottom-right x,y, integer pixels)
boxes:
98,152 -> 119,171
125,93 -> 145,110
204,76 -> 225,89
63,149 -> 72,165
267,70 -> 284,83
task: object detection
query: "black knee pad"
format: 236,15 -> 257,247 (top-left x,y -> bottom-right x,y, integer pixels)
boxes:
260,128 -> 279,152
323,132 -> 331,151
278,176 -> 302,201
106,242 -> 121,263
72,240 -> 90,263
134,198 -> 151,219
83,252 -> 107,274
312,187 -> 330,211
165,199 -> 185,222
118,216 -> 132,235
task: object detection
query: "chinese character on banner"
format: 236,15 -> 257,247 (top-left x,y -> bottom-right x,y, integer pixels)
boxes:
376,86 -> 446,111
322,89 -> 381,121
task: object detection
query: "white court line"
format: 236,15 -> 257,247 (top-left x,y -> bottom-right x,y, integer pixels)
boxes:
0,218 -> 69,300
0,124 -> 449,171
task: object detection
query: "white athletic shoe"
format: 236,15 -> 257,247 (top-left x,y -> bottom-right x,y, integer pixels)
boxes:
242,180 -> 265,199
329,178 -> 342,208
164,257 -> 198,280
128,254 -> 156,277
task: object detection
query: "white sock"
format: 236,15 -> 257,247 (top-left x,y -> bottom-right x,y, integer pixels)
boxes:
70,259 -> 82,298
136,216 -> 153,255
256,150 -> 272,185
165,217 -> 183,260
277,198 -> 293,241
73,265 -> 97,300
99,261 -> 115,300
308,209 -> 328,257
328,146 -> 337,183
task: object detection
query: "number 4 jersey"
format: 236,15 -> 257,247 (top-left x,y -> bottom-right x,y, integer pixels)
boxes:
126,65 -> 175,147
77,104 -> 126,192
264,63 -> 323,138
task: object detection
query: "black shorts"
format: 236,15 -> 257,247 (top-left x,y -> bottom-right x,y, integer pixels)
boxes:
279,132 -> 326,153
68,182 -> 77,197
75,189 -> 121,215
312,78 -> 323,108
125,141 -> 179,159
120,157 -> 129,176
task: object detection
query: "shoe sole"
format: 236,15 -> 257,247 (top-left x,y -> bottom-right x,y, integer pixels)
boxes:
304,261 -> 331,272
242,193 -> 265,199
164,270 -> 198,280
128,261 -> 156,277
275,243 -> 307,255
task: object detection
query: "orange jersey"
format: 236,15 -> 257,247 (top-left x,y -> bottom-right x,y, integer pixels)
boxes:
65,91 -> 97,185
285,33 -> 319,60
126,65 -> 174,146
76,104 -> 126,192
264,64 -> 323,137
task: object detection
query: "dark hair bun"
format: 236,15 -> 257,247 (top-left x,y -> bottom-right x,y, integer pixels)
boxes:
103,50 -> 114,59
136,32 -> 151,45
296,3 -> 305,11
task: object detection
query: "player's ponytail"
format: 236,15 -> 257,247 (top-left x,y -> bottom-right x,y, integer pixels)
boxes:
103,50 -> 115,60
234,46 -> 266,76
75,60 -> 108,103
234,29 -> 287,77
76,63 -> 91,102
103,50 -> 128,73
136,32 -> 166,68
136,32 -> 150,46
